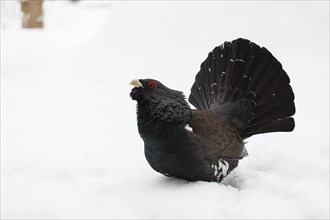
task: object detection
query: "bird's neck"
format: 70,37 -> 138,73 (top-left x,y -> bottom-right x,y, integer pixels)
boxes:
138,119 -> 185,140
135,97 -> 191,150
136,97 -> 192,123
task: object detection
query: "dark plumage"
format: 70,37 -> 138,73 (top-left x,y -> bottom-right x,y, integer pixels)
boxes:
130,38 -> 295,182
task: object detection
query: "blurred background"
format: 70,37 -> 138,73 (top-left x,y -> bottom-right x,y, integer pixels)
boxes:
1,1 -> 329,219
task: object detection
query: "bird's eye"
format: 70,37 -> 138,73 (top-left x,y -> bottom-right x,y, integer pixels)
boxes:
148,81 -> 158,89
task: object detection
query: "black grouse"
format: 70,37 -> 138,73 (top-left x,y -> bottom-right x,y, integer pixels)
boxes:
130,38 -> 295,183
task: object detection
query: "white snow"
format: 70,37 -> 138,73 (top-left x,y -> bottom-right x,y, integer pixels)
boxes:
1,1 -> 329,219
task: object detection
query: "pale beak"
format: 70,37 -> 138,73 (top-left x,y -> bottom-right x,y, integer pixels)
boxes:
130,79 -> 144,88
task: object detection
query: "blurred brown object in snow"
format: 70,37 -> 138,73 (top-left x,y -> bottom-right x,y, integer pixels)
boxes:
20,0 -> 43,28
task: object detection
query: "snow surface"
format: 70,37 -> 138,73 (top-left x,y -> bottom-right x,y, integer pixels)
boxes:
1,1 -> 329,219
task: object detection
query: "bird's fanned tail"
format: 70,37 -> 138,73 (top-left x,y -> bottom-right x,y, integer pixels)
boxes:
189,38 -> 295,139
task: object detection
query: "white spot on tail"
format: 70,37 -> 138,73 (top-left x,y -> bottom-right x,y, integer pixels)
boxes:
235,59 -> 245,63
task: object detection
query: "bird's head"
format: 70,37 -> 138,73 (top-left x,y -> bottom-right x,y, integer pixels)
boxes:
130,79 -> 192,123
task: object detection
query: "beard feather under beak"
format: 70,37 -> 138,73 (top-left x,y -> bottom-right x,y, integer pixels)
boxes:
130,79 -> 144,88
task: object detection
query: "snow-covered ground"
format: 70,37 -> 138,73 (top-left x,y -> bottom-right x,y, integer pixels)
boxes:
1,1 -> 329,219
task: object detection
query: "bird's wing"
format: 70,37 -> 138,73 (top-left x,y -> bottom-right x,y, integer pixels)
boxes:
188,110 -> 247,161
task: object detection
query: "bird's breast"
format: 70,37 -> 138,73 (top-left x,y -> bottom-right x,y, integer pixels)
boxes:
140,124 -> 213,181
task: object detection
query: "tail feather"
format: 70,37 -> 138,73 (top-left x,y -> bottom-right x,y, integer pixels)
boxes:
252,85 -> 295,120
232,75 -> 251,101
188,38 -> 295,139
244,117 -> 295,137
249,101 -> 295,131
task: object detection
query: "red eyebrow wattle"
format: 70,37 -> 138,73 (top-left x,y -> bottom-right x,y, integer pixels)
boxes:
148,81 -> 158,88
